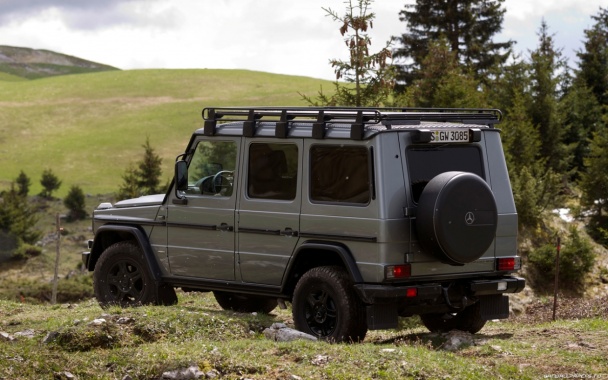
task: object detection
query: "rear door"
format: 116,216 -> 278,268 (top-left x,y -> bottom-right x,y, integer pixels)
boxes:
237,139 -> 302,285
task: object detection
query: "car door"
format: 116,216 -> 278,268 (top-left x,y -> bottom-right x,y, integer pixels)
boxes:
166,137 -> 241,279
237,139 -> 302,285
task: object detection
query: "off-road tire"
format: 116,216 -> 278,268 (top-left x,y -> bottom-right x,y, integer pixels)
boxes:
94,241 -> 176,307
213,291 -> 277,314
292,266 -> 367,343
420,301 -> 487,334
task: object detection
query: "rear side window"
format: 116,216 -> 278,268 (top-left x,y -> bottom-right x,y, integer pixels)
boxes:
248,143 -> 298,200
407,145 -> 484,203
310,145 -> 371,205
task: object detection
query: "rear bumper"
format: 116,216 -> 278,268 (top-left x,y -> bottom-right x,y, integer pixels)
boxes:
355,276 -> 525,330
354,276 -> 525,304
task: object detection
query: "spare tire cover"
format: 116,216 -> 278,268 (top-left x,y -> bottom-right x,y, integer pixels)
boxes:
416,171 -> 497,265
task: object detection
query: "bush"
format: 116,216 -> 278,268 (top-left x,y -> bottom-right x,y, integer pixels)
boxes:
528,227 -> 595,293
39,168 -> 62,199
63,185 -> 87,221
11,244 -> 42,261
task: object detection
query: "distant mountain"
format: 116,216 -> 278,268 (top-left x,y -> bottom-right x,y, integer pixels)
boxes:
0,45 -> 118,79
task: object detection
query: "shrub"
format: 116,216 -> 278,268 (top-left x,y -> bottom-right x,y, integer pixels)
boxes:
39,168 -> 62,199
11,244 -> 42,261
528,227 -> 595,293
63,185 -> 87,221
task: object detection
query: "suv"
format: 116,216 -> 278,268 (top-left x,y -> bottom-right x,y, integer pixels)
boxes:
84,107 -> 525,342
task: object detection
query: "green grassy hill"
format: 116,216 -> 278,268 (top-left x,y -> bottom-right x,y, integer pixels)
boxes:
0,69 -> 330,197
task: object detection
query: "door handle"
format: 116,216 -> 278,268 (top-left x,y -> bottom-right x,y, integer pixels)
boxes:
280,228 -> 299,237
217,223 -> 234,232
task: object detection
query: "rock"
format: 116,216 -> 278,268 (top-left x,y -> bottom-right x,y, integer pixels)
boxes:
0,331 -> 15,342
88,318 -> 106,326
162,365 -> 204,379
311,355 -> 329,366
116,317 -> 133,325
439,330 -> 475,351
263,323 -> 317,342
42,331 -> 59,344
53,371 -> 75,379
14,329 -> 35,339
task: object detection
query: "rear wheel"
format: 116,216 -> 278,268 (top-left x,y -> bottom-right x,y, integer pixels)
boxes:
213,291 -> 277,314
94,242 -> 176,307
292,266 -> 367,343
420,302 -> 486,334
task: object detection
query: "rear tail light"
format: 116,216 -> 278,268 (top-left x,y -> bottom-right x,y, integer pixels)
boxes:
385,264 -> 411,279
496,257 -> 521,271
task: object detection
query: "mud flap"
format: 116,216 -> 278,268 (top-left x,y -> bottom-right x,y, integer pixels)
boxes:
366,303 -> 398,330
479,295 -> 509,321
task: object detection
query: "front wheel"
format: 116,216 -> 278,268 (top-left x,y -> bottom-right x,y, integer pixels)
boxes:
94,242 -> 176,307
292,266 -> 367,343
420,301 -> 486,334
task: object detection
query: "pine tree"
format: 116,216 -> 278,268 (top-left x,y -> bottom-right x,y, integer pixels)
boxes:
559,78 -> 605,177
500,91 -> 561,227
39,168 -> 62,199
116,137 -> 164,200
576,7 -> 608,108
63,185 -> 87,221
135,137 -> 163,196
15,170 -> 31,197
0,184 -> 40,245
403,38 -> 485,107
580,127 -> 608,217
393,0 -> 512,87
527,20 -> 570,174
116,165 -> 140,200
301,0 -> 394,106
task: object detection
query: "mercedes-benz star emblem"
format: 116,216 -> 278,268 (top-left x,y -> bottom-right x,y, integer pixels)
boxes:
465,212 -> 475,225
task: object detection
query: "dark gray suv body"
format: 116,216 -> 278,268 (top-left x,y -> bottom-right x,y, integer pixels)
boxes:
84,107 -> 525,342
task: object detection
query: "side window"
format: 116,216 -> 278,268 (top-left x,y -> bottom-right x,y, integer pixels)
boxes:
248,143 -> 298,200
310,145 -> 371,205
186,140 -> 237,197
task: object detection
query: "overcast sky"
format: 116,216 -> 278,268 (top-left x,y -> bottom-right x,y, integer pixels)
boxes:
0,0 -> 605,81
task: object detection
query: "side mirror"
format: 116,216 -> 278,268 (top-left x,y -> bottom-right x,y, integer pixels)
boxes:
175,160 -> 188,192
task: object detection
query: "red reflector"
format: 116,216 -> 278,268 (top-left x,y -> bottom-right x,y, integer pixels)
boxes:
386,264 -> 411,279
405,288 -> 417,298
497,257 -> 515,271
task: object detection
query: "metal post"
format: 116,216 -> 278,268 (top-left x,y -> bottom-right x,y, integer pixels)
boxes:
51,213 -> 61,305
552,237 -> 561,321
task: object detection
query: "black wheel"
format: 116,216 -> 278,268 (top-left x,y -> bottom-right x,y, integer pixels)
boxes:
420,302 -> 486,334
94,242 -> 177,307
417,171 -> 498,265
292,266 -> 367,343
213,291 -> 277,314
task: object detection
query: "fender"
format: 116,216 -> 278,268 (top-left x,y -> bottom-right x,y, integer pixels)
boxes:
287,240 -> 364,284
90,224 -> 163,283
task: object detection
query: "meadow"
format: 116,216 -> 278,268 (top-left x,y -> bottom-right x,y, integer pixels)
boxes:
0,69 -> 328,196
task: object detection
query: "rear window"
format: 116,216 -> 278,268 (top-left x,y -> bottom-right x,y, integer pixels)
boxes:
407,145 -> 484,203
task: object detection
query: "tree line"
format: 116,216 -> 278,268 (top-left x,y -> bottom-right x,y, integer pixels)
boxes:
304,1 -> 608,231
302,0 -> 607,291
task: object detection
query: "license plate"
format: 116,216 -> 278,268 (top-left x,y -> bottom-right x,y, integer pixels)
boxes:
430,129 -> 470,143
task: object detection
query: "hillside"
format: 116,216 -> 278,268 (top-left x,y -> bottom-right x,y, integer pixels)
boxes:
0,45 -> 118,79
0,69 -> 330,197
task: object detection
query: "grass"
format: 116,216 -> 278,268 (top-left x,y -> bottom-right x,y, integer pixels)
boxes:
0,69 -> 330,197
1,292 -> 606,380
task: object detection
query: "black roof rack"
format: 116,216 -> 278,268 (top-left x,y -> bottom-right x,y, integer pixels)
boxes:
201,107 -> 502,140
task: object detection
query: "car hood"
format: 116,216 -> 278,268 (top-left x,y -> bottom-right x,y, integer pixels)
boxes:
113,194 -> 165,208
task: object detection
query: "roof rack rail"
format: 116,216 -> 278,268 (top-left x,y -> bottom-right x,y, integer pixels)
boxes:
201,107 -> 502,139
